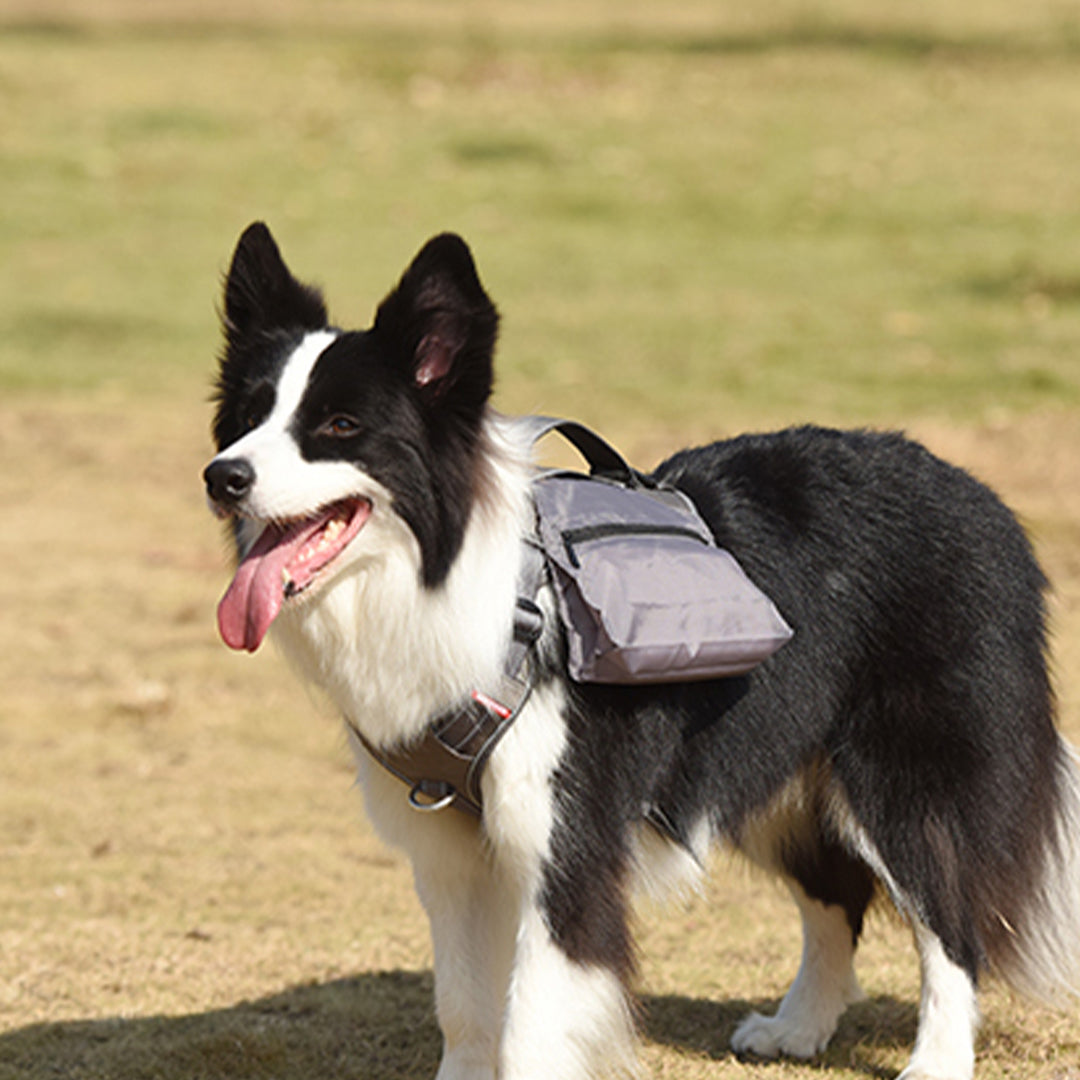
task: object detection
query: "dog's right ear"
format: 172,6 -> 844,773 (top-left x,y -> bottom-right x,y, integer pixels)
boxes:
222,222 -> 328,342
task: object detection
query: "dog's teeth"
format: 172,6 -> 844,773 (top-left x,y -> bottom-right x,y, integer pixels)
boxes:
282,569 -> 300,599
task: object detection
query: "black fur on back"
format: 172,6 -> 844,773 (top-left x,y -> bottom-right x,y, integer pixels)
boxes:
539,425 -> 1061,987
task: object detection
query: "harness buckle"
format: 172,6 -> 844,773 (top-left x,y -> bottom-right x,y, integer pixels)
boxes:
408,780 -> 458,813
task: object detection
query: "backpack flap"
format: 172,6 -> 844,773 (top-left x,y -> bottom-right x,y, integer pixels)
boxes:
532,471 -> 793,684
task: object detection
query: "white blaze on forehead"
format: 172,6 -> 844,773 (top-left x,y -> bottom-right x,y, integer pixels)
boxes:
211,329 -> 373,522
265,329 -> 339,431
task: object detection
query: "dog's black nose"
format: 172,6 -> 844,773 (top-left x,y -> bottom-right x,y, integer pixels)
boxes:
204,458 -> 255,505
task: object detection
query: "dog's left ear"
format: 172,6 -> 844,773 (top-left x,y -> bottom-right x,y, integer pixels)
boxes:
374,234 -> 499,423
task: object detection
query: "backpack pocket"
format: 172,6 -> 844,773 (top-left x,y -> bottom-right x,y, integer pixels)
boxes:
533,474 -> 792,685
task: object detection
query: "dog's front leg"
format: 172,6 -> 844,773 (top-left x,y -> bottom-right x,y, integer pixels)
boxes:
416,835 -> 519,1080
356,757 -> 516,1080
496,898 -> 635,1080
483,689 -> 637,1080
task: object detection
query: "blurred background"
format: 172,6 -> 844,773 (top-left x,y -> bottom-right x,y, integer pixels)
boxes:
1,2 -> 1078,1077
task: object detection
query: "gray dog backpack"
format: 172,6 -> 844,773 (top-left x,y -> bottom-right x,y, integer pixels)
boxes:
523,416 -> 792,684
354,417 -> 793,817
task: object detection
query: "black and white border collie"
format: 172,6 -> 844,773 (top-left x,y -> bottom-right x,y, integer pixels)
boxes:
204,223 -> 1080,1080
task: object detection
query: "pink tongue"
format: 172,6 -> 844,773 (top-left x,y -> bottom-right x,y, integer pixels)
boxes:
216,502 -> 370,653
217,519 -> 315,653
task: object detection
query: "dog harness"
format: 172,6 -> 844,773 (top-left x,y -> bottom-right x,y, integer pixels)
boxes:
351,417 -> 792,821
349,541 -> 547,819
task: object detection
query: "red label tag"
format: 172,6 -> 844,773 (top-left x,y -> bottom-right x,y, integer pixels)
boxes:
471,689 -> 512,720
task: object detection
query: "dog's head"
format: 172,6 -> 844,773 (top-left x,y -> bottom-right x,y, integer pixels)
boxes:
204,223 -> 499,652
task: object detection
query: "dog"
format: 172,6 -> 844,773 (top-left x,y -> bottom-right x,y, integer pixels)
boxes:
204,222 -> 1080,1080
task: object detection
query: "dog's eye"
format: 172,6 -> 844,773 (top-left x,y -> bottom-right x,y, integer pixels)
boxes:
323,414 -> 360,437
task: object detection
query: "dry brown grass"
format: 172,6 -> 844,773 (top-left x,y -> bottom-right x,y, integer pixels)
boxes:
0,391 -> 1077,1079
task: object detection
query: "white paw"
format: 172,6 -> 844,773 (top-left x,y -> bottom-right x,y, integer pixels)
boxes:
731,1010 -> 833,1060
896,1067 -> 971,1080
434,1049 -> 496,1080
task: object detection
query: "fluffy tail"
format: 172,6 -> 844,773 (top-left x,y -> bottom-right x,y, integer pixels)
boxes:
994,740 -> 1080,1005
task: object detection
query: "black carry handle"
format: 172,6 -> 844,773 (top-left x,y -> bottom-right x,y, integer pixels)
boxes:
519,415 -> 643,486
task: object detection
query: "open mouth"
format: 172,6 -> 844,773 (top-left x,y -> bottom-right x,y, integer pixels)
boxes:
217,498 -> 372,653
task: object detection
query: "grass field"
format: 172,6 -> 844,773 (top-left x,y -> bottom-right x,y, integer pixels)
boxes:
1,1 -> 1079,1078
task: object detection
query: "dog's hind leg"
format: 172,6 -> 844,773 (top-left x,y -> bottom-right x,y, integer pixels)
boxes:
732,881 -> 867,1060
895,920 -> 979,1080
731,773 -> 876,1062
825,791 -> 980,1080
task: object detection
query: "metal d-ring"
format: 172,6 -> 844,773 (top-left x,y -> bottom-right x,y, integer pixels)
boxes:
408,781 -> 457,813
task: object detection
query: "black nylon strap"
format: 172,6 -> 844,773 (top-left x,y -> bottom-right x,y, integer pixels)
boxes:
515,415 -> 640,485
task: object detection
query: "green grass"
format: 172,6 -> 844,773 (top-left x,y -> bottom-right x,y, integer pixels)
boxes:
1,0 -> 1079,428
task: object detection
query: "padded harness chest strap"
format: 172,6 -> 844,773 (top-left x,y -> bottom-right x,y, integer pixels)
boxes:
349,661 -> 534,818
350,536 -> 548,819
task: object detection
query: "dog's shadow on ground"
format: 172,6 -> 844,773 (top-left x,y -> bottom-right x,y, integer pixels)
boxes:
0,972 -> 441,1080
0,972 -> 917,1080
641,991 -> 917,1078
